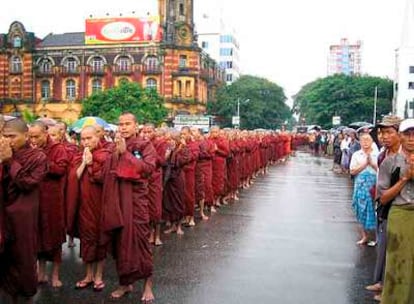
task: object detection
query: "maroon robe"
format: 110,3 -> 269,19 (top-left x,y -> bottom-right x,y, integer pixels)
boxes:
0,165 -> 4,253
0,145 -> 47,297
38,137 -> 69,262
211,137 -> 230,199
66,145 -> 111,263
195,139 -> 214,206
163,146 -> 190,222
148,138 -> 168,222
101,136 -> 156,285
183,140 -> 199,217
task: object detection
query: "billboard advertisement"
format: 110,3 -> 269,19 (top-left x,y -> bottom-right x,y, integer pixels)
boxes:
85,16 -> 161,44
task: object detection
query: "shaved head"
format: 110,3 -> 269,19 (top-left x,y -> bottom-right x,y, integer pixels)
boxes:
30,121 -> 48,133
120,112 -> 137,123
80,126 -> 99,150
81,125 -> 98,135
4,118 -> 28,133
48,125 -> 63,142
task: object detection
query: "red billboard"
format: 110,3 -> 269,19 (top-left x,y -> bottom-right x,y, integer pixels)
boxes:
85,17 -> 161,44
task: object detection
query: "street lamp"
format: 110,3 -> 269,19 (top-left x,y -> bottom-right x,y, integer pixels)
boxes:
236,98 -> 250,128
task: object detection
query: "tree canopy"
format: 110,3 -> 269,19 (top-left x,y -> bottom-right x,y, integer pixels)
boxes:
292,74 -> 393,127
208,75 -> 292,129
81,81 -> 168,124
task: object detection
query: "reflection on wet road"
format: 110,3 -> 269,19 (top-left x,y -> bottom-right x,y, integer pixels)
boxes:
33,151 -> 377,304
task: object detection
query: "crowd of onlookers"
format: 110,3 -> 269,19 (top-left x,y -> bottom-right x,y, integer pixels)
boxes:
307,117 -> 414,303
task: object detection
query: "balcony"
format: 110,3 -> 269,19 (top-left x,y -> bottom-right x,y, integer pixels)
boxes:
113,66 -> 133,75
61,66 -> 81,76
35,68 -> 54,77
142,65 -> 162,75
87,66 -> 106,76
170,97 -> 201,105
200,69 -> 210,81
172,66 -> 198,77
9,68 -> 23,75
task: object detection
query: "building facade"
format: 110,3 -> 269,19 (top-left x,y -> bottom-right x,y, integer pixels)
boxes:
0,0 -> 224,121
394,0 -> 414,118
196,4 -> 240,85
327,38 -> 362,76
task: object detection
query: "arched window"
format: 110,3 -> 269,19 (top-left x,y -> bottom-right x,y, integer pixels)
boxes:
64,57 -> 78,72
10,56 -> 22,73
40,59 -> 52,73
144,56 -> 159,71
146,78 -> 157,91
41,80 -> 51,100
91,56 -> 104,72
66,79 -> 76,100
92,78 -> 102,94
117,56 -> 131,72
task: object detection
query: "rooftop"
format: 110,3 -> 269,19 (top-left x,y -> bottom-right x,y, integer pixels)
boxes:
39,32 -> 85,47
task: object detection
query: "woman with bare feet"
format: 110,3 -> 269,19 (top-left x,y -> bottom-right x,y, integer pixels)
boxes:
349,133 -> 378,245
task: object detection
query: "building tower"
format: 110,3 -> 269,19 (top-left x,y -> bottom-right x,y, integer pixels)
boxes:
159,0 -> 196,47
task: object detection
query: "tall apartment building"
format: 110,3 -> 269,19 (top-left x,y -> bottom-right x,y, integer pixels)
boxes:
195,4 -> 240,85
394,0 -> 414,118
327,38 -> 362,76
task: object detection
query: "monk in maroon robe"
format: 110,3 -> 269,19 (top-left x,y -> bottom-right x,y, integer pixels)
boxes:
0,119 -> 48,304
163,132 -> 190,235
181,126 -> 199,227
142,124 -> 168,246
101,113 -> 155,302
29,122 -> 69,288
66,126 -> 111,291
210,127 -> 230,210
192,128 -> 214,219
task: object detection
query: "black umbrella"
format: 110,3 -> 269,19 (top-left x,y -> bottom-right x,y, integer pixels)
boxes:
348,121 -> 373,129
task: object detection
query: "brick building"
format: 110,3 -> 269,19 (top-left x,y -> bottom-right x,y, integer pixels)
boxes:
0,0 -> 224,121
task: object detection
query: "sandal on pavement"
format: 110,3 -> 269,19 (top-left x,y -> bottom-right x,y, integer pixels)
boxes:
75,280 -> 93,289
93,281 -> 105,292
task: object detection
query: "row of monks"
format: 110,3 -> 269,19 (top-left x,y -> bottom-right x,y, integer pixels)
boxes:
0,113 -> 307,303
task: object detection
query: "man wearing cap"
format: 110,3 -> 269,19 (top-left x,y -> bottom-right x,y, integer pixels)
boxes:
376,118 -> 414,303
365,115 -> 402,301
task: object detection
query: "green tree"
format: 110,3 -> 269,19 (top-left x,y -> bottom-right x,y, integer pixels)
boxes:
292,74 -> 393,128
81,81 -> 168,124
208,75 -> 292,129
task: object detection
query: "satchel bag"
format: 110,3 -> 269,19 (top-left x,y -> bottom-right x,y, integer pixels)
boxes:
376,167 -> 400,222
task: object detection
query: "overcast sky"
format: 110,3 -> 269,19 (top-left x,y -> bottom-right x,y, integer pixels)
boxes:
0,0 -> 408,103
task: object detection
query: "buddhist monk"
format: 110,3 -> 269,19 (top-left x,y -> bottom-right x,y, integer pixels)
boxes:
192,128 -> 213,219
95,124 -> 115,151
101,113 -> 155,302
29,122 -> 69,288
0,115 -> 4,254
0,119 -> 48,304
181,126 -> 199,227
56,122 -> 79,248
66,126 -> 111,291
163,131 -> 190,235
142,124 -> 168,246
210,126 -> 230,209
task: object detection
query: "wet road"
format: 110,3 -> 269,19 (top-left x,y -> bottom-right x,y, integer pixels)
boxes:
32,151 -> 377,304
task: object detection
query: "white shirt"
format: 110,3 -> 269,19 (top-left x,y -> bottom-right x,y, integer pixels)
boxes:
350,149 -> 378,175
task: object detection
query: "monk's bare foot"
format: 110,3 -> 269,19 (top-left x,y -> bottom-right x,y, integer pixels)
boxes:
141,280 -> 154,303
164,227 -> 177,234
154,238 -> 163,246
211,206 -> 217,213
201,214 -> 209,220
176,226 -> 184,235
149,232 -> 155,244
37,274 -> 48,284
111,285 -> 133,299
51,277 -> 63,288
188,219 -> 196,227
